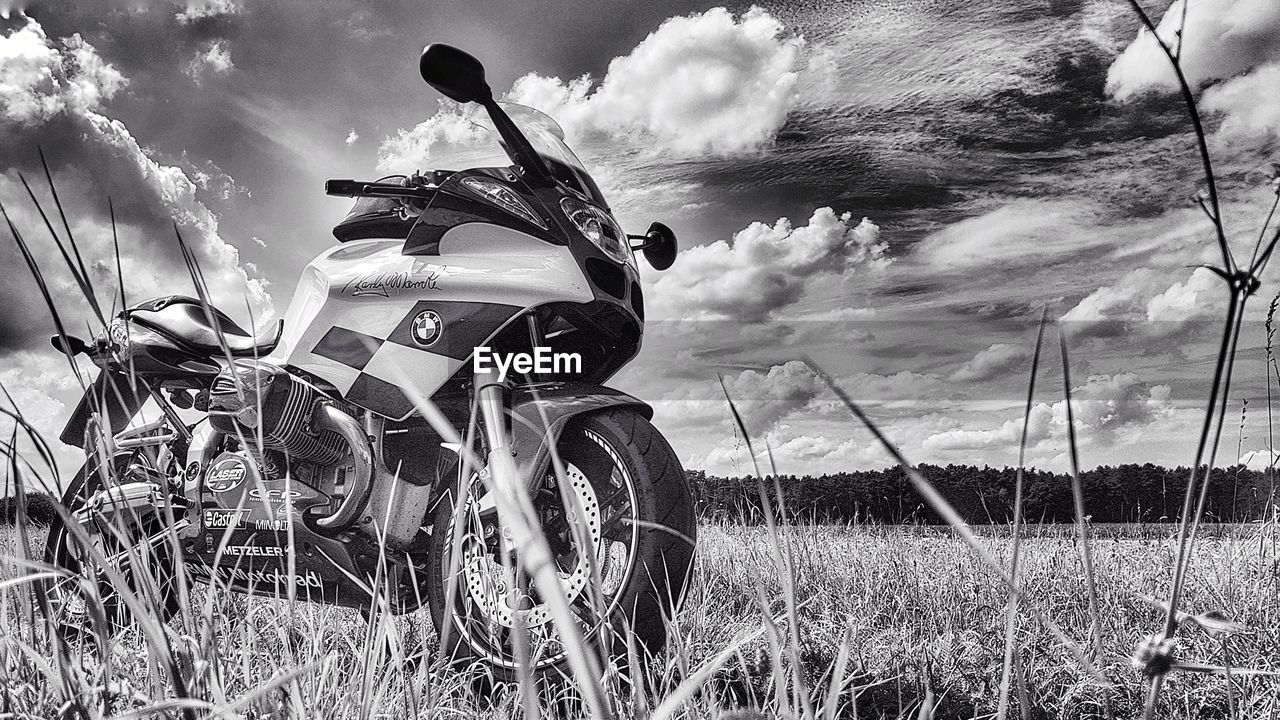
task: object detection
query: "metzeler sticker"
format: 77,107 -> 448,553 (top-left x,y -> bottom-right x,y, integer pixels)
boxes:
224,545 -> 285,558
206,458 -> 247,493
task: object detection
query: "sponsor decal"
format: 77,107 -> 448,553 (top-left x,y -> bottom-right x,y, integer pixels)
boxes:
204,509 -> 250,529
473,346 -> 583,382
189,563 -> 324,590
248,487 -> 301,505
411,309 -> 443,347
206,457 -> 247,493
224,545 -> 285,558
254,518 -> 290,531
343,269 -> 441,297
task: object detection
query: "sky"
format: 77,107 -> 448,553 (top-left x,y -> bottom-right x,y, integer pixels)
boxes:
3,0 -> 1280,479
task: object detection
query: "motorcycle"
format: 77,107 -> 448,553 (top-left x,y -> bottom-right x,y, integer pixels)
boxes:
41,43 -> 696,682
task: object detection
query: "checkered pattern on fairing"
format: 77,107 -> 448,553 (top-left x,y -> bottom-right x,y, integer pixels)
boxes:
305,300 -> 519,420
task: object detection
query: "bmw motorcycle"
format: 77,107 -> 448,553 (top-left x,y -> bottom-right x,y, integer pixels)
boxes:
42,44 -> 695,680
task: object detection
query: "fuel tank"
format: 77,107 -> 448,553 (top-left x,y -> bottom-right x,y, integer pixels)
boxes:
268,223 -> 592,420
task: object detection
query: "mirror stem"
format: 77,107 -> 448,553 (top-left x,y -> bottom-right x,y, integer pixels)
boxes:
480,99 -> 555,186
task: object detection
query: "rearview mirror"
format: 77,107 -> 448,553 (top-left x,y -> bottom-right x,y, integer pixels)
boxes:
419,44 -> 492,104
634,222 -> 677,271
50,334 -> 89,356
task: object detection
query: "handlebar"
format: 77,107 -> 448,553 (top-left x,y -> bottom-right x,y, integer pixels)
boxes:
325,178 -> 436,200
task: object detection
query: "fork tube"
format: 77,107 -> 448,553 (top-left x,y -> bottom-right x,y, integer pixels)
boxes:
525,313 -> 544,348
475,368 -> 519,554
475,368 -> 511,459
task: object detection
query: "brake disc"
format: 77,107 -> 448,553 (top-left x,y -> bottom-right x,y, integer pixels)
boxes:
460,462 -> 602,629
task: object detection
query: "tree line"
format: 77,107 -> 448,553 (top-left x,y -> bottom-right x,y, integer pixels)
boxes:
687,464 -> 1280,524
8,464 -> 1279,527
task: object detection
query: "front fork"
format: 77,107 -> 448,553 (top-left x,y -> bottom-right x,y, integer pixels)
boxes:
473,368 -> 527,558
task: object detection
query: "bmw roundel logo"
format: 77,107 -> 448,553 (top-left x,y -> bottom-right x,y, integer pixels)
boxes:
411,310 -> 443,347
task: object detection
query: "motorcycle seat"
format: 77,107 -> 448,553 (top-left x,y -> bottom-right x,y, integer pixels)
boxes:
127,296 -> 283,357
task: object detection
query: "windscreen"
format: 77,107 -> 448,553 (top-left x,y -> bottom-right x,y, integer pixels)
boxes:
429,103 -> 609,209
495,104 -> 610,209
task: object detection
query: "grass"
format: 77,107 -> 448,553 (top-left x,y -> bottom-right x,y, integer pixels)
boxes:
5,3 -> 1280,718
4,521 -> 1279,718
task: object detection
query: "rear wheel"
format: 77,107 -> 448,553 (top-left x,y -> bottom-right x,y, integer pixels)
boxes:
425,408 -> 696,683
41,457 -> 181,634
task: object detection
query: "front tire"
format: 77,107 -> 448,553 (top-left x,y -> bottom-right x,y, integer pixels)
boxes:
425,408 -> 696,683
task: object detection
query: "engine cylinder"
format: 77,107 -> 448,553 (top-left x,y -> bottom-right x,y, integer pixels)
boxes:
209,360 -> 346,465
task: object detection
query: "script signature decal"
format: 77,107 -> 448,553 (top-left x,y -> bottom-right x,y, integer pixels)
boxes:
343,268 -> 443,297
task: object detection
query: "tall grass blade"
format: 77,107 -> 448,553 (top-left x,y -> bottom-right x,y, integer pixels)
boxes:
16,170 -> 105,326
109,197 -> 126,310
997,309 -> 1047,720
799,355 -> 1106,684
719,378 -> 813,719
1058,328 -> 1112,719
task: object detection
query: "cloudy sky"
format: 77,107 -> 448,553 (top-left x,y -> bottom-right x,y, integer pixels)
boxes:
3,0 -> 1280,478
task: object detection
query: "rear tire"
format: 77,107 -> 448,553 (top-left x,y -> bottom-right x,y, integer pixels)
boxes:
41,458 -> 181,634
425,408 -> 696,684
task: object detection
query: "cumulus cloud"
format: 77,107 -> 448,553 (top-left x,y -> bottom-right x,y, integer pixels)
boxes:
1202,64 -> 1280,139
182,154 -> 249,202
79,112 -> 271,314
0,16 -> 271,352
1107,0 -> 1280,99
647,207 -> 886,321
380,6 -> 810,167
924,404 -> 1055,452
186,40 -> 233,83
924,373 -> 1173,452
344,128 -> 359,146
1061,266 -> 1221,337
648,360 -> 947,465
1107,0 -> 1280,139
376,101 -> 490,172
653,360 -> 823,438
950,343 -> 1030,383
0,21 -> 125,124
176,0 -> 240,24
699,429 -> 891,476
504,7 -> 803,156
0,350 -> 91,479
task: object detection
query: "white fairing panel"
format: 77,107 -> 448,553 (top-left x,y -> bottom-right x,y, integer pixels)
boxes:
268,223 -> 592,420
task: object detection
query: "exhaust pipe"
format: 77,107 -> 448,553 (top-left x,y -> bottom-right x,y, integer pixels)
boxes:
312,403 -> 373,530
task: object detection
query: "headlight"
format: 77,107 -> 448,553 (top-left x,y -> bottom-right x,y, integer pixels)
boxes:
560,196 -> 634,268
107,317 -> 130,358
460,176 -> 546,229
103,317 -> 178,364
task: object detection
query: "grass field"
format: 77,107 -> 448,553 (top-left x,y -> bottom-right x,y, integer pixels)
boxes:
4,521 -> 1279,719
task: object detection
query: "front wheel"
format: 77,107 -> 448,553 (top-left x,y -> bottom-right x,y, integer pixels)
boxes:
425,408 -> 696,683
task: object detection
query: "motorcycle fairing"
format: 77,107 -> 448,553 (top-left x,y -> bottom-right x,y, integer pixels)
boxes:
269,223 -> 593,420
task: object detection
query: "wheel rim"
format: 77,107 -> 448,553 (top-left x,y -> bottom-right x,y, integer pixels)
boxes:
446,426 -> 639,669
